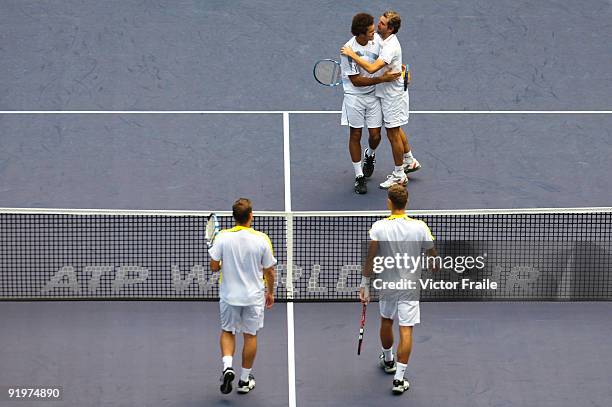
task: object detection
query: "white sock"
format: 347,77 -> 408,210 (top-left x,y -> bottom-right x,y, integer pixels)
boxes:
393,166 -> 404,176
365,147 -> 376,156
240,367 -> 252,382
222,356 -> 233,371
394,362 -> 407,381
404,150 -> 414,162
353,161 -> 364,178
382,347 -> 394,362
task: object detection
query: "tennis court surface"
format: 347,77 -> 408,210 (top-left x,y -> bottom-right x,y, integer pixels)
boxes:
1,0 -> 611,406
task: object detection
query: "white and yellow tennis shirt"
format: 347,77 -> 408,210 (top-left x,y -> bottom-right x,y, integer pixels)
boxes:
209,226 -> 277,306
369,214 -> 434,243
369,214 -> 435,299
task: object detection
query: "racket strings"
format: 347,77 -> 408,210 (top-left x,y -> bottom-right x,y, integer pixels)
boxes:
205,221 -> 216,240
314,61 -> 341,85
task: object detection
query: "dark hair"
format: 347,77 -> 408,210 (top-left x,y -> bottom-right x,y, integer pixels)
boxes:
387,184 -> 408,209
351,13 -> 374,36
232,198 -> 252,224
383,10 -> 401,34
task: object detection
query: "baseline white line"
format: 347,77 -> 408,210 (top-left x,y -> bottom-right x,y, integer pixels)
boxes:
0,110 -> 610,114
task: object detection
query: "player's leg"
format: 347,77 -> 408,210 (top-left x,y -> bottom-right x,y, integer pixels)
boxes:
348,126 -> 363,166
392,301 -> 420,395
398,90 -> 421,173
378,298 -> 397,373
342,94 -> 368,194
237,333 -> 257,394
400,126 -> 410,154
363,95 -> 382,178
367,127 -> 382,150
379,126 -> 408,189
379,97 -> 408,189
219,300 -> 238,394
241,333 -> 257,369
392,326 -> 413,394
349,127 -> 367,194
237,302 -> 264,394
396,326 -> 413,365
400,127 -> 421,173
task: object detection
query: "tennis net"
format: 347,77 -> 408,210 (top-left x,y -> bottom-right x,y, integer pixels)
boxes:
1,208 -> 611,301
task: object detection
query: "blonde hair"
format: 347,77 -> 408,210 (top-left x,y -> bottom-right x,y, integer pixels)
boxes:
387,184 -> 408,209
383,10 -> 401,34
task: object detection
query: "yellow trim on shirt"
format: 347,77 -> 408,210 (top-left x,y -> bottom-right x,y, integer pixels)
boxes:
383,214 -> 435,240
385,214 -> 409,220
224,226 -> 275,255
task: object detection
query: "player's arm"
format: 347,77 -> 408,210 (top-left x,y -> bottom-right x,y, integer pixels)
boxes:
261,236 -> 277,308
341,46 -> 387,74
263,266 -> 275,308
209,236 -> 222,271
422,224 -> 438,271
349,70 -> 400,87
360,240 -> 378,304
363,240 -> 379,278
210,259 -> 221,272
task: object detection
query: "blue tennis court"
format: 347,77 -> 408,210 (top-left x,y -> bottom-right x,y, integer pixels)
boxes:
1,1 -> 611,406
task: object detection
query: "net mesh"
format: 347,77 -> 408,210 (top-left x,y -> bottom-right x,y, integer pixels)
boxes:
1,210 -> 611,301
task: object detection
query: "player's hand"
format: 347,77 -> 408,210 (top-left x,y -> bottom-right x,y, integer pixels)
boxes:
265,292 -> 274,309
380,69 -> 401,82
402,64 -> 411,85
340,46 -> 356,58
359,287 -> 370,305
427,258 -> 440,273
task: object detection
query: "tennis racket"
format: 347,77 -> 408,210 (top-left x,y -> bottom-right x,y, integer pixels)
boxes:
205,213 -> 220,249
313,59 -> 343,87
402,64 -> 411,91
357,303 -> 367,355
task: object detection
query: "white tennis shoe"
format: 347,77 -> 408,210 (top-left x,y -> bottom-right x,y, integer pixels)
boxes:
379,172 -> 408,189
403,158 -> 421,174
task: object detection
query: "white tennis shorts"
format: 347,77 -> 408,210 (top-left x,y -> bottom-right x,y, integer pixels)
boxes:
379,298 -> 420,326
381,91 -> 409,128
341,94 -> 382,129
219,299 -> 265,335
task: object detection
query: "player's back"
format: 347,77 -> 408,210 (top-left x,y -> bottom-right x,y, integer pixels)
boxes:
214,227 -> 274,306
370,215 -> 434,300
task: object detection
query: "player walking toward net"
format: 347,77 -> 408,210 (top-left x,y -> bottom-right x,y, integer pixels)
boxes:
209,198 -> 276,395
342,11 -> 421,189
361,185 -> 436,394
340,13 -> 401,194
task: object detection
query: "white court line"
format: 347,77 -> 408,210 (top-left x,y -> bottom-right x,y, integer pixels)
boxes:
0,110 -> 610,114
283,112 -> 297,407
286,302 -> 296,407
286,110 -> 612,115
2,207 -> 610,216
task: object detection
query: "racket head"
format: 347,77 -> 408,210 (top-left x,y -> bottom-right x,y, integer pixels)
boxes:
205,213 -> 220,248
313,59 -> 343,87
